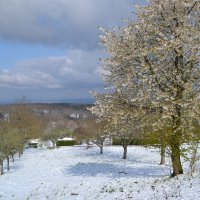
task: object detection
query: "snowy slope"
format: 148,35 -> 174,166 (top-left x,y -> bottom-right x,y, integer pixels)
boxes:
0,146 -> 199,200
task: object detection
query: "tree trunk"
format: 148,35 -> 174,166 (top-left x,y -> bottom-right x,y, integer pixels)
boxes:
50,139 -> 56,148
170,134 -> 183,177
122,145 -> 128,159
6,157 -> 10,171
159,144 -> 165,165
20,149 -> 24,155
189,142 -> 199,176
86,140 -> 90,149
100,146 -> 103,154
12,154 -> 15,162
18,149 -> 23,157
170,104 -> 183,177
0,161 -> 3,175
52,141 -> 56,148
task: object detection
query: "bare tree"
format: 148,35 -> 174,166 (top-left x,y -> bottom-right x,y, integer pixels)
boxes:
42,119 -> 71,148
74,119 -> 93,149
86,120 -> 108,154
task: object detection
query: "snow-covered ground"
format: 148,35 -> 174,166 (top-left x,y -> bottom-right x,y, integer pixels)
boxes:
0,146 -> 199,200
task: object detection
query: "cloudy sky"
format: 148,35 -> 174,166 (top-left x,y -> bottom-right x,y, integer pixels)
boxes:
0,0 -> 146,104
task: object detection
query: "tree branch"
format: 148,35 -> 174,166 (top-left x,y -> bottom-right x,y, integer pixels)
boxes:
187,1 -> 198,15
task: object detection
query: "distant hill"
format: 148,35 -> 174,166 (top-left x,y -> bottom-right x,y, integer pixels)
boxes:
0,103 -> 94,120
0,98 -> 95,105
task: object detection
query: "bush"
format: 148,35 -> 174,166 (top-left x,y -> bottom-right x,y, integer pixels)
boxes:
56,140 -> 77,146
28,143 -> 38,148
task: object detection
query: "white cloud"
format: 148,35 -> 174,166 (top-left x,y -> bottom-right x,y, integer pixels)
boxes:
0,0 -> 141,48
0,49 -> 103,90
0,0 -> 147,103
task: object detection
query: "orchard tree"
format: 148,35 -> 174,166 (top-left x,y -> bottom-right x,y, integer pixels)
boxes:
92,0 -> 199,176
42,120 -> 70,148
74,119 -> 93,148
0,121 -> 20,175
10,101 -> 43,155
86,119 -> 108,154
132,0 -> 199,176
91,91 -> 144,159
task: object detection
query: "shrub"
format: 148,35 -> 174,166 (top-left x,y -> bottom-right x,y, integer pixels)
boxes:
28,143 -> 38,148
56,140 -> 76,146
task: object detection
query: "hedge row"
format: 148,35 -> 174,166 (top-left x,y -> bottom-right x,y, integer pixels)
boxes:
56,140 -> 77,146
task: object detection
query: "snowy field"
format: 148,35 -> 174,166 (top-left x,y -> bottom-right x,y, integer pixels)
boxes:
0,146 -> 200,200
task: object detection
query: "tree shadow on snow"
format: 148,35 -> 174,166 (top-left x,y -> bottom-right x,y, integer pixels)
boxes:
75,147 -> 161,165
64,162 -> 167,178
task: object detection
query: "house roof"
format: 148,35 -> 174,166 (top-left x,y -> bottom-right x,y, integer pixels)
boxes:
58,137 -> 74,141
